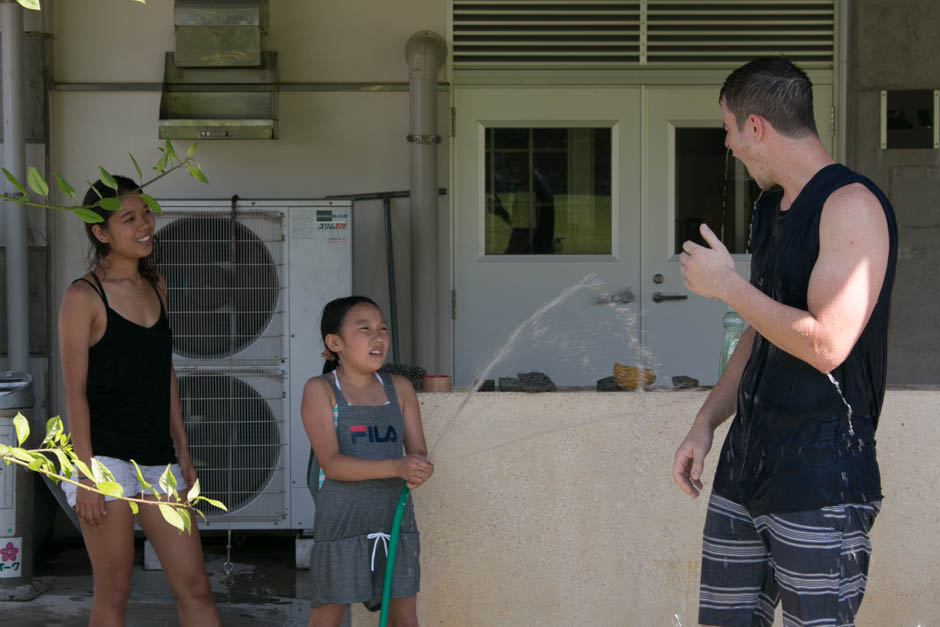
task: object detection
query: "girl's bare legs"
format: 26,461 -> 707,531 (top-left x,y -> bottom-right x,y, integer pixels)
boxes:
80,500 -> 135,627
308,597 -> 418,627
308,603 -> 347,627
388,596 -> 419,627
136,498 -> 220,627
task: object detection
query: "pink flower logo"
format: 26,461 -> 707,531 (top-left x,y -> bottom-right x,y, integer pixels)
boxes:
0,541 -> 18,562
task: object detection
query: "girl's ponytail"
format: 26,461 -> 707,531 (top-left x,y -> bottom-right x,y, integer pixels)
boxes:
321,351 -> 340,374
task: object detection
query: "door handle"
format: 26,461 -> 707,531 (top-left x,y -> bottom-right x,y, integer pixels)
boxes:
652,292 -> 688,303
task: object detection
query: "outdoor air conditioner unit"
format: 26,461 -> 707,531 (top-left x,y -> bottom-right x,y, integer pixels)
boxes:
153,199 -> 352,530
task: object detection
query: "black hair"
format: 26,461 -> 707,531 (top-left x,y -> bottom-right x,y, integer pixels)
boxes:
320,296 -> 382,374
719,56 -> 818,138
82,175 -> 160,287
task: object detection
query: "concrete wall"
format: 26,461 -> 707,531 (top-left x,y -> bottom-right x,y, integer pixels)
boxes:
343,389 -> 939,626
46,0 -> 450,413
847,0 -> 940,384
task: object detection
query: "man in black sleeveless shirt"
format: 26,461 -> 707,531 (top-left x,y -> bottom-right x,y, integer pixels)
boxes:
672,57 -> 897,626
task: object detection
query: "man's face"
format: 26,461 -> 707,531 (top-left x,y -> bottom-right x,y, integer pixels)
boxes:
720,99 -> 774,191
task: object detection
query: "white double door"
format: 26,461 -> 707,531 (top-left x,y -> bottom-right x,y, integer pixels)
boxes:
452,85 -> 831,387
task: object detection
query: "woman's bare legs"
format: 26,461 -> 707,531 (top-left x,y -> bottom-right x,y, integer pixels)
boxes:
80,500 -> 135,627
137,499 -> 220,627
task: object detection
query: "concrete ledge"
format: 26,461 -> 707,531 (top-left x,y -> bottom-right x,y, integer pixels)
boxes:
346,389 -> 940,626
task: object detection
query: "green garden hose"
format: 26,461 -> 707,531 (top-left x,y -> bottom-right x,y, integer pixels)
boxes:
378,485 -> 410,627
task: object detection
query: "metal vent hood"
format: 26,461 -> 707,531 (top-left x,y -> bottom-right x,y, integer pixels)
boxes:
159,0 -> 277,140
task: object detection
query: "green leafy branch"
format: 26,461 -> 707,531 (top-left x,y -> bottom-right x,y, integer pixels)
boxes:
0,413 -> 226,533
0,139 -> 208,224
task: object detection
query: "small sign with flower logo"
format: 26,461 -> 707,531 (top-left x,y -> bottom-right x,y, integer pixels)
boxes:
0,538 -> 22,577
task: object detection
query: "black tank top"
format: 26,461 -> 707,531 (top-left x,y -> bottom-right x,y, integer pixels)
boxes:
713,164 -> 898,515
75,273 -> 176,466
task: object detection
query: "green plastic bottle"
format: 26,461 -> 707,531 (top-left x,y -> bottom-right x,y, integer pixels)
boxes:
719,308 -> 745,376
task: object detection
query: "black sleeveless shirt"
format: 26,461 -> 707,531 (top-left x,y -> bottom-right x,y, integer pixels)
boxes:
712,164 -> 898,515
76,273 -> 177,466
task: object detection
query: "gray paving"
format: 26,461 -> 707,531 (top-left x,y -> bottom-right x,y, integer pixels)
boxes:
0,534 -> 313,626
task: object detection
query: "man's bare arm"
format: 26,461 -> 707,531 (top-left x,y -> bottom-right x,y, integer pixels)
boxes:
681,183 -> 889,373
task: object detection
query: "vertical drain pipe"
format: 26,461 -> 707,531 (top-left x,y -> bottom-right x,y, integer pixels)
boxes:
2,1 -> 30,373
405,31 -> 445,372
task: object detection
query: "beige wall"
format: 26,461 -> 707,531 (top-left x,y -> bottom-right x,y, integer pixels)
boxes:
346,389 -> 939,626
47,0 -> 450,414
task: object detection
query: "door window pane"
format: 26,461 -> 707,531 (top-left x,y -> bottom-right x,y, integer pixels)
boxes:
484,127 -> 611,255
674,128 -> 760,254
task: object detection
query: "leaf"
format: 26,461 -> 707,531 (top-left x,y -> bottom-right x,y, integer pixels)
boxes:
2,168 -> 27,196
11,448 -> 36,465
154,150 -> 169,173
139,193 -> 162,214
13,413 -> 29,445
74,459 -> 94,481
186,164 -> 209,184
54,173 -> 76,198
27,166 -> 49,197
42,416 -> 64,446
86,181 -> 103,199
180,508 -> 192,534
97,197 -> 122,212
128,152 -> 143,182
0,443 -> 9,456
16,0 -> 41,10
196,496 -> 228,512
98,166 -> 118,190
130,459 -> 156,496
186,142 -> 197,158
28,456 -> 43,471
96,481 -> 124,498
158,503 -> 185,532
159,464 -> 178,496
164,139 -> 178,163
193,507 -> 207,522
72,208 -> 104,224
186,478 -> 201,502
91,457 -> 116,483
128,501 -> 139,515
52,449 -> 74,479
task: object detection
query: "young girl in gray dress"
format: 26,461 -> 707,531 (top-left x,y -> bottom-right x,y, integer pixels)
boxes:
302,296 -> 434,627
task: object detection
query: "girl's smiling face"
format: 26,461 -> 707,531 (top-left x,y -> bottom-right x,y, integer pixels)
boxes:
91,194 -> 155,260
328,302 -> 389,372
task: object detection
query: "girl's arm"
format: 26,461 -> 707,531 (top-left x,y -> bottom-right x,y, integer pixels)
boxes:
168,365 -> 196,490
58,280 -> 105,526
392,374 -> 433,488
300,376 -> 431,485
158,274 -> 197,491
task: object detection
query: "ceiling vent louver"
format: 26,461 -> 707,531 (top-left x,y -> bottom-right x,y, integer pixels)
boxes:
452,1 -> 835,69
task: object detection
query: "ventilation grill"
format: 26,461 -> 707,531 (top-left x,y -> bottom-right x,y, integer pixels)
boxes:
452,1 -> 835,68
646,1 -> 835,65
179,369 -> 285,519
453,1 -> 642,66
154,211 -> 284,363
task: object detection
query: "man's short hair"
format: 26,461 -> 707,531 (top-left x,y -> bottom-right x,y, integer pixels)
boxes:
719,56 -> 818,138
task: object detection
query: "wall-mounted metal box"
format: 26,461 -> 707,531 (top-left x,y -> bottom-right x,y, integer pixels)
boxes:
174,0 -> 268,68
158,51 -> 277,140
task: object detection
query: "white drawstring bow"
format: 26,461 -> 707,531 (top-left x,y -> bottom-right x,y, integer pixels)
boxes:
367,532 -> 391,572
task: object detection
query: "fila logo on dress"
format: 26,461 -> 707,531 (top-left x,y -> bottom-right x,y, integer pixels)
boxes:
350,425 -> 398,444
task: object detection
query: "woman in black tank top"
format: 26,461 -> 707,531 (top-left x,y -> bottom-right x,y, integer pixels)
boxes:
58,175 -> 219,626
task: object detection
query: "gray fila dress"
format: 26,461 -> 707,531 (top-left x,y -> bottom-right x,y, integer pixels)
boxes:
307,371 -> 420,607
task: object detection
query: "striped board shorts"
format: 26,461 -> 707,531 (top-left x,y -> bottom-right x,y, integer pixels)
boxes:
698,492 -> 881,627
